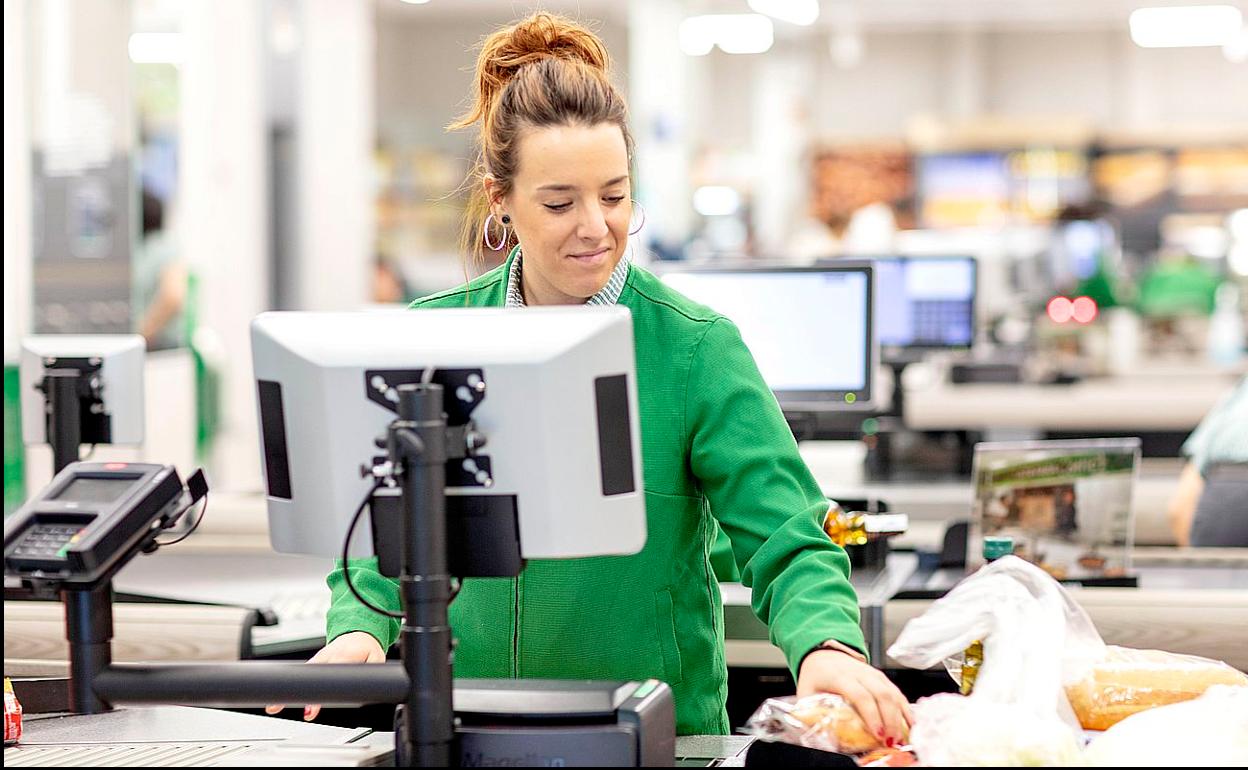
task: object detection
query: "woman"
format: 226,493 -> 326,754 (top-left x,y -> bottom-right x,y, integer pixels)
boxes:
270,12 -> 912,741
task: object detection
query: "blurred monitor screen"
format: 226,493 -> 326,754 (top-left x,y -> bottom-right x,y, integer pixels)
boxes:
660,265 -> 875,410
869,256 -> 977,357
1051,219 -> 1114,292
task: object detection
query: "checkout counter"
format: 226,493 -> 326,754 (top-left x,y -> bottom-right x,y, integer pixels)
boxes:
6,331 -> 1245,765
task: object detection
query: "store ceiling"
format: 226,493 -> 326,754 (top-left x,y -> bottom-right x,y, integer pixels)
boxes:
374,0 -> 1242,32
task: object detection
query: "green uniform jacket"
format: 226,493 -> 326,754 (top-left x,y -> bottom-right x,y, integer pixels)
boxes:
326,250 -> 866,735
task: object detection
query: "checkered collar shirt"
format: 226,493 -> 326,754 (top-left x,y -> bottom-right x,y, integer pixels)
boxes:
504,248 -> 630,308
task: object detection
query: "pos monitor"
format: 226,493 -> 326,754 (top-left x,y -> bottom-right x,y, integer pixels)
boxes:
249,307 -> 647,561
660,264 -> 876,411
867,255 -> 976,361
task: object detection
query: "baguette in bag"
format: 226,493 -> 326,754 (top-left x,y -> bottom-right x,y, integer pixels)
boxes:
1065,646 -> 1248,730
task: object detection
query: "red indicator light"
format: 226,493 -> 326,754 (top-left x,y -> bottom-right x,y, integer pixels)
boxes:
1047,296 -> 1074,323
1071,296 -> 1098,324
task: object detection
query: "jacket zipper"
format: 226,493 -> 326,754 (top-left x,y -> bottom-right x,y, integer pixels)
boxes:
511,573 -> 520,678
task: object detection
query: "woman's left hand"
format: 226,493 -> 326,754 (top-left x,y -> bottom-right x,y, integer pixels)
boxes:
796,649 -> 914,747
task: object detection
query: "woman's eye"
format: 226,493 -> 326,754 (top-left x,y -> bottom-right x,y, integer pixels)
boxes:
544,202 -> 572,212
604,196 -> 626,204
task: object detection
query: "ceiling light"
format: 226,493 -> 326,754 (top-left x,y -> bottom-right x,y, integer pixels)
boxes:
128,32 -> 184,65
1129,5 -> 1242,48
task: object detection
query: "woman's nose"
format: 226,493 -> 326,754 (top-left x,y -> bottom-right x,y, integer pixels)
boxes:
577,203 -> 610,240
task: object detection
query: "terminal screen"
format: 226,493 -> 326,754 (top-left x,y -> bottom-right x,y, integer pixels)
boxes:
875,257 -> 975,349
53,476 -> 138,505
663,269 -> 870,393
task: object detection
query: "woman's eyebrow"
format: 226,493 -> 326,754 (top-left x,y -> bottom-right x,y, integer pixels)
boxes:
536,175 -> 629,193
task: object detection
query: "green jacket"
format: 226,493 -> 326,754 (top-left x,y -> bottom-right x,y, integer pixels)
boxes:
326,250 -> 866,735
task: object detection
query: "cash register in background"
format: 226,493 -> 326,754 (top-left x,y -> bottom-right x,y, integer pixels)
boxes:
4,311 -> 678,768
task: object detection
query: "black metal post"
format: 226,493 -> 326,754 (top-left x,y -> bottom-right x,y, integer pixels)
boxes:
392,383 -> 453,768
64,583 -> 114,714
94,662 -> 410,706
46,368 -> 83,474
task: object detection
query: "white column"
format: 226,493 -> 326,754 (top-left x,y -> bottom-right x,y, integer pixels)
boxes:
294,0 -> 374,311
629,0 -> 696,260
3,0 -> 31,363
753,48 -> 814,257
1117,32 -> 1155,130
179,0 -> 268,492
946,25 -> 984,119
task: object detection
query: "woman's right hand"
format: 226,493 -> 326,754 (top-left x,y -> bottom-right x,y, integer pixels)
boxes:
265,631 -> 387,721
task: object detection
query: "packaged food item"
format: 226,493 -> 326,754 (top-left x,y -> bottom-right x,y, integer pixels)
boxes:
1083,684 -> 1248,766
4,678 -> 22,746
745,693 -> 893,755
857,747 -> 918,767
1065,646 -> 1248,730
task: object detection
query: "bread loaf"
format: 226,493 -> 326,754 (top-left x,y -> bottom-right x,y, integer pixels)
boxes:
790,698 -> 885,754
1065,646 -> 1248,730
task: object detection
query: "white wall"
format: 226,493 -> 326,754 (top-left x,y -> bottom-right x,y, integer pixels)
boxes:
179,0 -> 268,493
4,0 -> 31,363
706,27 -> 1248,147
813,32 -> 949,141
295,0 -> 374,312
375,16 -> 630,152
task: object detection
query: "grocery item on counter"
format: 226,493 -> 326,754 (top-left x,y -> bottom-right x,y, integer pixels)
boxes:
3,678 -> 21,746
1065,646 -> 1248,730
1082,684 -> 1248,767
745,693 -> 899,755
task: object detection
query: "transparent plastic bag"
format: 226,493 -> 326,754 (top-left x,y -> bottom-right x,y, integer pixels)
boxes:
1082,684 -> 1248,766
906,693 -> 1083,767
744,693 -> 884,755
1065,645 -> 1248,731
887,555 -> 1104,727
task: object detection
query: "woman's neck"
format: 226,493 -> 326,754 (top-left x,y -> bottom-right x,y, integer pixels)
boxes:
520,260 -> 584,307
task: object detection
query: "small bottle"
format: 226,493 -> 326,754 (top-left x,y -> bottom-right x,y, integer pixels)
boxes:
1207,282 -> 1244,367
960,536 -> 1015,695
822,503 -> 868,548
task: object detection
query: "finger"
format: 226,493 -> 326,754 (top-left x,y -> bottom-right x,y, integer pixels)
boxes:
899,696 -> 915,729
871,688 -> 910,746
305,705 -> 322,721
265,705 -> 285,715
866,670 -> 914,732
839,683 -> 884,742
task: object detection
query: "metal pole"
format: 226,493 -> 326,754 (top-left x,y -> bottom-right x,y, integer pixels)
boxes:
392,383 -> 453,767
94,662 -> 410,705
46,369 -> 82,474
64,583 -> 114,713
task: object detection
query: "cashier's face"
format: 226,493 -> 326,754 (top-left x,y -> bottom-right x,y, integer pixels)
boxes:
487,122 -> 632,306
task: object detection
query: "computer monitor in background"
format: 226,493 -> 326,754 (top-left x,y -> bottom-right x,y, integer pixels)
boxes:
1050,219 -> 1115,294
250,308 -> 647,561
660,264 -> 876,411
868,256 -> 977,362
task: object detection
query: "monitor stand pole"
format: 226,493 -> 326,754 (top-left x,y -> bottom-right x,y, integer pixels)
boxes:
390,383 -> 454,767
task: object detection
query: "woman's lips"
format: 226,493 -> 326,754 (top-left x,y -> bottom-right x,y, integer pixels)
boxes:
568,247 -> 610,265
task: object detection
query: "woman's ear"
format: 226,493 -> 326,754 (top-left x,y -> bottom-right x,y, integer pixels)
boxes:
483,176 -> 505,220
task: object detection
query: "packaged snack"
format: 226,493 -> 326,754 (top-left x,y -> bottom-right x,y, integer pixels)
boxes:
745,693 -> 894,755
4,678 -> 22,746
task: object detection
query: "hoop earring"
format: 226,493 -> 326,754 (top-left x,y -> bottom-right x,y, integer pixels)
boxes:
483,213 -> 509,251
628,200 -> 646,236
